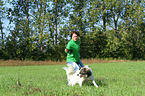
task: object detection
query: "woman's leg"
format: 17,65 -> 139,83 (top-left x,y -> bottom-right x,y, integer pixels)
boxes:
77,60 -> 84,67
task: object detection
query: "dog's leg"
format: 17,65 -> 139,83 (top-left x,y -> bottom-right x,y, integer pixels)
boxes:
79,81 -> 83,87
92,80 -> 98,88
71,82 -> 76,87
78,78 -> 84,87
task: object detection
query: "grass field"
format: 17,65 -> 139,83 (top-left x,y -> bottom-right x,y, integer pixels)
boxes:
0,61 -> 144,96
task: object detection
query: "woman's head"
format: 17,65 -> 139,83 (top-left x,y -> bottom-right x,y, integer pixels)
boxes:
71,31 -> 80,41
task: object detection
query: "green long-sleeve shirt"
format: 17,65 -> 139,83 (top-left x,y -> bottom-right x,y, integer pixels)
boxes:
65,39 -> 80,62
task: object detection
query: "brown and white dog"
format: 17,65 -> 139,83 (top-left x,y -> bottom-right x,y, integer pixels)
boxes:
63,64 -> 98,88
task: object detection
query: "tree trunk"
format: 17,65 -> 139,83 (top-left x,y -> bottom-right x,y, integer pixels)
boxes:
0,19 -> 4,46
54,0 -> 58,45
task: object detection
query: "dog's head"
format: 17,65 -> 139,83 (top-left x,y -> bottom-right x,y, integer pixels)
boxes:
79,66 -> 92,78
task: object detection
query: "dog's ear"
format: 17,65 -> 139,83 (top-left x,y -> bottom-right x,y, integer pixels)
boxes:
86,70 -> 92,77
83,68 -> 86,72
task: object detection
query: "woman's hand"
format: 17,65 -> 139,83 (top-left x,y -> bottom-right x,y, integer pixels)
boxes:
65,48 -> 68,52
65,48 -> 72,54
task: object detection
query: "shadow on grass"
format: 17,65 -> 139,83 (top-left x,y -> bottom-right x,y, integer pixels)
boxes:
83,78 -> 116,87
95,78 -> 108,87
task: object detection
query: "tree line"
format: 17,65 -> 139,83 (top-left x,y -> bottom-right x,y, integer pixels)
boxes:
0,0 -> 145,61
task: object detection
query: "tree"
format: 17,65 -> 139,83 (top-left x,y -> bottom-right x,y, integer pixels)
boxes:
0,0 -> 5,47
109,0 -> 124,37
7,0 -> 33,60
1,0 -> 145,61
121,0 -> 145,59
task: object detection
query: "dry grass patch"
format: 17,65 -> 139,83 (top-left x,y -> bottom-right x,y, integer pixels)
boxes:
81,58 -> 131,64
0,58 -> 138,66
0,60 -> 66,66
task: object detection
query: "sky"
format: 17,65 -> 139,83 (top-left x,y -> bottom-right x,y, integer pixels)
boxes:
2,0 -> 14,37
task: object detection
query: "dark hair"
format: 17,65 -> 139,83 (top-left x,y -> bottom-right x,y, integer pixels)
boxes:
70,31 -> 80,38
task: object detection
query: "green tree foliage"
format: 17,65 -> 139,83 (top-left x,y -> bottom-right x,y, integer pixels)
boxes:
0,0 -> 145,61
123,0 -> 145,59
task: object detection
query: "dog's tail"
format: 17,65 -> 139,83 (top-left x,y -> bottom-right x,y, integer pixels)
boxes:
63,64 -> 75,74
63,67 -> 68,71
62,66 -> 70,76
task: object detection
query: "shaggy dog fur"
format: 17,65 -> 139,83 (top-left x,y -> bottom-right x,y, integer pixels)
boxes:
63,64 -> 98,87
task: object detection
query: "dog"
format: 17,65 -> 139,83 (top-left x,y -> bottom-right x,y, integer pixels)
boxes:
63,64 -> 98,88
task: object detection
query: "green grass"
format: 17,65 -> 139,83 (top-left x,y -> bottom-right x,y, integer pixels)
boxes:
0,61 -> 145,96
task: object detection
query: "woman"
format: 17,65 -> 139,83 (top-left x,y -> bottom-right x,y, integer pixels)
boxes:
65,31 -> 84,71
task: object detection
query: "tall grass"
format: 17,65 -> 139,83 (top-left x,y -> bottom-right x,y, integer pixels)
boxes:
0,61 -> 144,95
